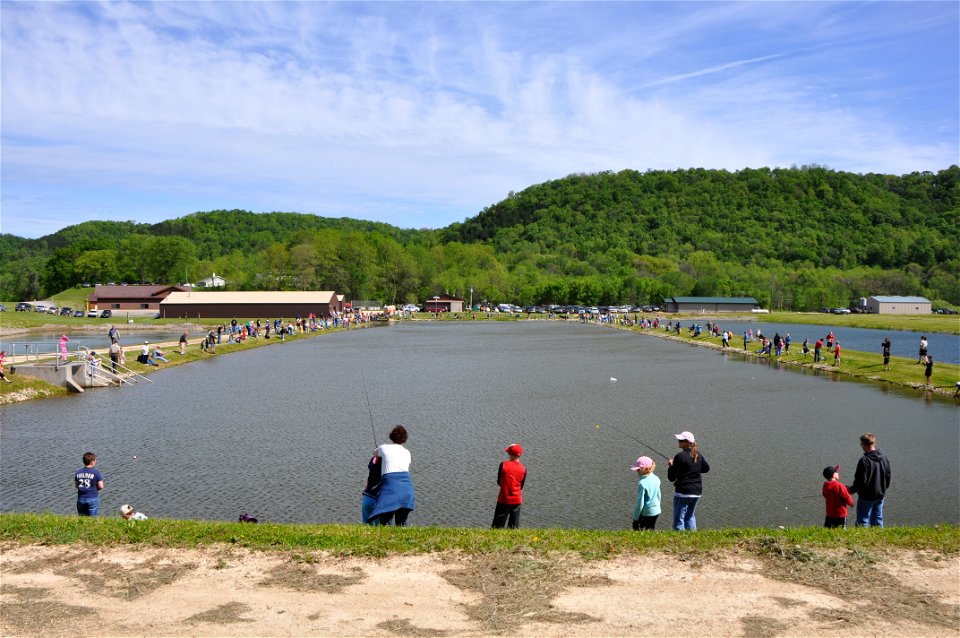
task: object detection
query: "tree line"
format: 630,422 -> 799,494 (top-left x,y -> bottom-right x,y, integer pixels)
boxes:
1,165 -> 957,310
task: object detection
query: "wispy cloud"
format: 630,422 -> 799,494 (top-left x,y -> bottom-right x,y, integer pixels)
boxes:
1,1 -> 957,238
628,54 -> 785,92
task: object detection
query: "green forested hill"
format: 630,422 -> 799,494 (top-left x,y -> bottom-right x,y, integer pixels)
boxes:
1,166 -> 958,310
449,166 -> 959,270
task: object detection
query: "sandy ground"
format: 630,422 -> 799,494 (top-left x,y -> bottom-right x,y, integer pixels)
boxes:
1,543 -> 957,637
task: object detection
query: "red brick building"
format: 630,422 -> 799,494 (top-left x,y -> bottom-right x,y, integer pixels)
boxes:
88,285 -> 191,313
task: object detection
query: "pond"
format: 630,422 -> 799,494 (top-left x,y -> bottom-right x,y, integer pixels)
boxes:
1,322 -> 956,530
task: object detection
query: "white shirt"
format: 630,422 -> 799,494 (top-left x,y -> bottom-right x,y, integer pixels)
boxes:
377,443 -> 411,475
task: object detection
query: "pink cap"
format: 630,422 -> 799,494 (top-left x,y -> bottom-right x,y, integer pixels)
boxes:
631,456 -> 654,471
674,431 -> 696,443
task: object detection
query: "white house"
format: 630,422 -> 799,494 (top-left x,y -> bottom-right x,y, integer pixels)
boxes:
197,273 -> 227,288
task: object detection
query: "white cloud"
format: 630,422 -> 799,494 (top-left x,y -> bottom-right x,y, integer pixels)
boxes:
1,1 -> 957,238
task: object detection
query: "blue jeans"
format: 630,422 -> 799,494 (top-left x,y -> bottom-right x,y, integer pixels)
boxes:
673,495 -> 700,531
361,495 -> 379,526
77,498 -> 99,517
855,498 -> 884,527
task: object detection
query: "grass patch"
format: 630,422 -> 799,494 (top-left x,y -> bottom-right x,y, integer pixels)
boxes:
1,514 -> 957,557
0,583 -> 97,635
257,560 -> 365,592
443,551 -> 604,632
743,535 -> 959,630
0,373 -> 68,405
184,601 -> 254,625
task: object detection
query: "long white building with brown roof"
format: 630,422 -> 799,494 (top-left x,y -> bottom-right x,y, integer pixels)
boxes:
159,291 -> 342,319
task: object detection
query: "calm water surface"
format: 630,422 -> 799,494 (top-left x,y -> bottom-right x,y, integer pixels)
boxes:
1,322 -> 957,530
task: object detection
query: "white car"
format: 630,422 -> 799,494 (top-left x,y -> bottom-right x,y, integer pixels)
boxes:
403,304 -> 420,313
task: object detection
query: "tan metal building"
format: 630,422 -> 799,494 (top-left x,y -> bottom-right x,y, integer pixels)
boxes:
424,295 -> 465,313
865,296 -> 931,315
159,291 -> 341,319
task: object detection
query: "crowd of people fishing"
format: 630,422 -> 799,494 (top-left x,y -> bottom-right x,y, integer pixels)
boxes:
66,310 -> 377,375
73,426 -> 892,532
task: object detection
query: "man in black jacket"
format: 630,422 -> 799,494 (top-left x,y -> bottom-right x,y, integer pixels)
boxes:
848,432 -> 892,528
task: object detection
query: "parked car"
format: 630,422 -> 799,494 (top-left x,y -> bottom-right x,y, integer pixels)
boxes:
99,309 -> 113,318
832,308 -> 851,314
402,304 -> 420,313
15,302 -> 32,311
74,310 -> 85,317
34,304 -> 48,313
934,308 -> 958,314
59,307 -> 73,316
0,303 -> 6,312
88,308 -> 99,317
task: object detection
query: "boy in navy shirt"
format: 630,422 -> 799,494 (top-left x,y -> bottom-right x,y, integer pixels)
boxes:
74,452 -> 104,516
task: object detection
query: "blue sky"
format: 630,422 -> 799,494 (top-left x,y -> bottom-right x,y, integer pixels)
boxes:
2,1 -> 957,239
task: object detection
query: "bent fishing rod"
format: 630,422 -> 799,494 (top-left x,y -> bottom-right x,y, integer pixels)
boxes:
600,420 -> 825,505
360,370 -> 378,448
601,421 -> 672,461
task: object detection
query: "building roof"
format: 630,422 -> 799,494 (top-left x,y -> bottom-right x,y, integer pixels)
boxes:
90,285 -> 190,300
668,296 -> 759,304
426,295 -> 464,302
161,291 -> 337,305
869,296 -> 931,304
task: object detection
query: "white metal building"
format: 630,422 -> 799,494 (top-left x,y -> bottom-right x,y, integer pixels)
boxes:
865,296 -> 931,315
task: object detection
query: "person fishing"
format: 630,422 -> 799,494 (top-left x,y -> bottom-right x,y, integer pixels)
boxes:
367,425 -> 415,526
667,431 -> 710,531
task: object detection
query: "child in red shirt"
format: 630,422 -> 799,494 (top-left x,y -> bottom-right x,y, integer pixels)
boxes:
822,465 -> 854,528
492,444 -> 527,529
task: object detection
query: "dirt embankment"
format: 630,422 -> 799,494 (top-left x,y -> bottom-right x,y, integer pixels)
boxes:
2,542 -> 957,637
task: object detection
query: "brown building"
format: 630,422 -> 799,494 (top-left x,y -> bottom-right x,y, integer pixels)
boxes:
424,295 -> 465,313
661,296 -> 761,313
159,291 -> 341,319
88,285 -> 191,313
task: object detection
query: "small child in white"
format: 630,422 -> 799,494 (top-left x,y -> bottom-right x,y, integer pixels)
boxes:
120,504 -> 148,521
631,456 -> 661,530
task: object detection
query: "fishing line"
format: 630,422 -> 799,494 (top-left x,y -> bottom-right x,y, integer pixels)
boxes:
599,379 -> 826,513
597,421 -> 672,461
360,370 -> 378,448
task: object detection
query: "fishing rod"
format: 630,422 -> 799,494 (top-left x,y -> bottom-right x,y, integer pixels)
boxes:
599,421 -> 672,461
360,370 -> 378,448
